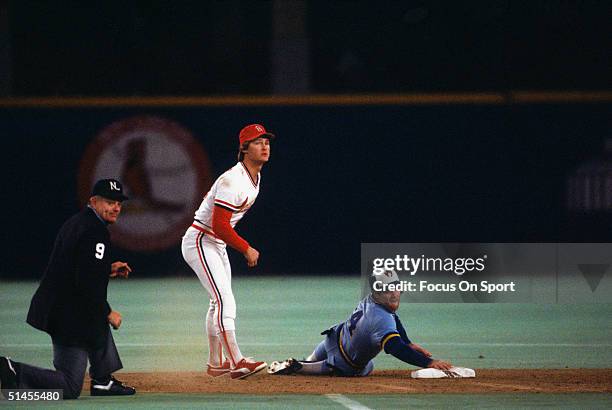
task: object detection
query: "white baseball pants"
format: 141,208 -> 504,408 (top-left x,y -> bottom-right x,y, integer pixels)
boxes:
182,227 -> 236,333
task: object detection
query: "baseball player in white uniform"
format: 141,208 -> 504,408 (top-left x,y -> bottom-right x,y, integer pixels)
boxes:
182,124 -> 273,379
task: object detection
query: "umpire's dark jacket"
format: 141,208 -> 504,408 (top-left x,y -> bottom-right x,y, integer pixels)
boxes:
27,207 -> 112,349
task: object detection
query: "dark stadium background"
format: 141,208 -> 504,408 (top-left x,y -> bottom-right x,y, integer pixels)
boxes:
1,1 -> 610,277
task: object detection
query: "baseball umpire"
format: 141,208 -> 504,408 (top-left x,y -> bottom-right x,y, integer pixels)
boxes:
268,270 -> 452,376
0,179 -> 135,398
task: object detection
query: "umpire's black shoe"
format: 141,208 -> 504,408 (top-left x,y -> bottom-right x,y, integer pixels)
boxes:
90,376 -> 136,396
0,356 -> 18,392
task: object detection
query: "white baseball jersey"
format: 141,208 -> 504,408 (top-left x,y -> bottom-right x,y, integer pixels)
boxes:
192,162 -> 260,240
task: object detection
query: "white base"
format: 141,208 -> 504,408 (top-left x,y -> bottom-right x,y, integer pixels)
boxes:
411,366 -> 476,379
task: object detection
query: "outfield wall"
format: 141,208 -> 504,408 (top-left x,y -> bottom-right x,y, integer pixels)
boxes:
1,95 -> 611,277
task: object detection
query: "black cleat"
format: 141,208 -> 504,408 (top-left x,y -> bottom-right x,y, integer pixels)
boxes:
267,358 -> 303,375
90,376 -> 136,396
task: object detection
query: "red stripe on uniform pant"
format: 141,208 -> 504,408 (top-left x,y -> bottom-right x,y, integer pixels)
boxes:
197,232 -> 224,333
220,331 -> 235,368
196,232 -> 236,366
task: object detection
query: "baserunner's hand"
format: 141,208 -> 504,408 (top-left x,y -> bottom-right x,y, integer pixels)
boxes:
428,359 -> 453,371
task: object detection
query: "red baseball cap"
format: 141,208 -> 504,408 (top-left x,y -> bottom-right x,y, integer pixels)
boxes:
239,124 -> 275,145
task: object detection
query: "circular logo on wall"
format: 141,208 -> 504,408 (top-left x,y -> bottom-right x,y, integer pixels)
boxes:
78,116 -> 212,252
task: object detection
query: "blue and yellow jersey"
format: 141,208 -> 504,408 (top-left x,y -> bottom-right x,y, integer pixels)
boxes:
337,295 -> 406,369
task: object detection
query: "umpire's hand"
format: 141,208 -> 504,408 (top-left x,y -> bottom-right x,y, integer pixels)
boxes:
110,261 -> 132,278
108,310 -> 122,329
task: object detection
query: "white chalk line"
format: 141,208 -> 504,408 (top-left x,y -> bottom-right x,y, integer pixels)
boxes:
325,394 -> 372,410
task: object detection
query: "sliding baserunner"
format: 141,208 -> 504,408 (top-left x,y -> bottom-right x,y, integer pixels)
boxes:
269,270 -> 454,377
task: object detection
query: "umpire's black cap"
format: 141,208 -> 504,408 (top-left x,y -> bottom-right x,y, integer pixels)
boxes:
92,179 -> 129,201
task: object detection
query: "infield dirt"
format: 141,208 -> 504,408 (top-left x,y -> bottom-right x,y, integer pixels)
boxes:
109,369 -> 611,394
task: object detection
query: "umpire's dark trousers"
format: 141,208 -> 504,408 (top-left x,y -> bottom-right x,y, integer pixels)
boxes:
16,327 -> 122,399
